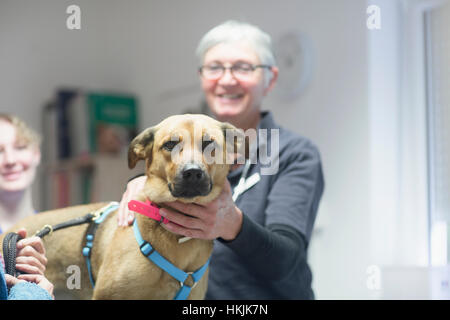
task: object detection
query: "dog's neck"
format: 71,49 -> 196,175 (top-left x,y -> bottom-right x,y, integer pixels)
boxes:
160,224 -> 192,244
135,210 -> 191,246
133,205 -> 214,279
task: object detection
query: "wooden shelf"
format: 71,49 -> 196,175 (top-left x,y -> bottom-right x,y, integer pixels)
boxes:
40,153 -> 144,210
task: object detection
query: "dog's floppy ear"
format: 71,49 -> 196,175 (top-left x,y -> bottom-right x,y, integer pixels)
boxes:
128,126 -> 157,169
221,122 -> 249,164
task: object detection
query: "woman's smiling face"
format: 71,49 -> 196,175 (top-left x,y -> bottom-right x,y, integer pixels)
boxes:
0,119 -> 41,193
200,41 -> 277,125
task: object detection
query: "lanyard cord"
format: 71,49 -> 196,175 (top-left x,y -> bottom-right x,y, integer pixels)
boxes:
232,160 -> 251,202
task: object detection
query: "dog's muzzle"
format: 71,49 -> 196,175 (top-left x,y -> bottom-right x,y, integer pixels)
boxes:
169,164 -> 212,198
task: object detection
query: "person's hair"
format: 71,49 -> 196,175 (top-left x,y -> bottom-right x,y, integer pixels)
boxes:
196,20 -> 277,87
0,113 -> 41,147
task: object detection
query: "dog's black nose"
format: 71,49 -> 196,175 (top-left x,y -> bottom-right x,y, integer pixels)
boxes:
171,164 -> 211,198
182,164 -> 204,182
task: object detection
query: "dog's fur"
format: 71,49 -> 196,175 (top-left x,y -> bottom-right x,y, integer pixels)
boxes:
0,114 -> 243,299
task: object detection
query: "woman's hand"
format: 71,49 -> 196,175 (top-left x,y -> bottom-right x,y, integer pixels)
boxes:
117,176 -> 147,226
18,274 -> 54,298
5,229 -> 55,299
5,273 -> 55,299
15,229 -> 47,275
4,274 -> 25,287
160,180 -> 243,241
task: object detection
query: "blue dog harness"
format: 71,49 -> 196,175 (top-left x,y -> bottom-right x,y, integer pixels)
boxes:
81,201 -> 210,300
133,218 -> 211,300
82,202 -> 120,287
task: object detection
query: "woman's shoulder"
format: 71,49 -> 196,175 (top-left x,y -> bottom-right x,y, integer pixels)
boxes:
277,126 -> 322,163
261,111 -> 321,156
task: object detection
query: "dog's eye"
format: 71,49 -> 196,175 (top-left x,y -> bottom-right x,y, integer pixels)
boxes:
162,141 -> 179,151
202,139 -> 215,151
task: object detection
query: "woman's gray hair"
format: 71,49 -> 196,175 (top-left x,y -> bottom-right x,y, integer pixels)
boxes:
196,20 -> 277,87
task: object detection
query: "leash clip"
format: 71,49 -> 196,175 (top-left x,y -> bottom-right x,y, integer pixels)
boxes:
91,202 -> 120,222
91,210 -> 102,221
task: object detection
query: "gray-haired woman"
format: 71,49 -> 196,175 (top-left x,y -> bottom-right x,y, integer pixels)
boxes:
118,20 -> 324,299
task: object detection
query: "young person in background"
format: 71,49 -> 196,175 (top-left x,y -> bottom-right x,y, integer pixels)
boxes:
0,114 -> 41,234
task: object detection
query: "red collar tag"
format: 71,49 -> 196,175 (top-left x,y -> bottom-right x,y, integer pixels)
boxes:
128,200 -> 169,224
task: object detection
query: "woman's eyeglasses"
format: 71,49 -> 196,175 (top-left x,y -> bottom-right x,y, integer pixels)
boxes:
199,63 -> 272,81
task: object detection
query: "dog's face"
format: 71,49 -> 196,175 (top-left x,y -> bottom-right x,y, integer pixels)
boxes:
128,114 -> 245,204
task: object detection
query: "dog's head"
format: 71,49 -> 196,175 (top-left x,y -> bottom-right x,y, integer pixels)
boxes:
128,114 -> 246,204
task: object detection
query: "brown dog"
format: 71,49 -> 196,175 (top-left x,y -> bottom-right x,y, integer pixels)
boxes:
1,114 -> 244,299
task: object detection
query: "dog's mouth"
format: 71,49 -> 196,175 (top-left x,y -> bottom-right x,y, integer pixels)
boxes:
168,179 -> 213,199
167,164 -> 213,199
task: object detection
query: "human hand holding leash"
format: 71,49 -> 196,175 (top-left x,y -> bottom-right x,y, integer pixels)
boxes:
15,229 -> 47,275
4,228 -> 54,298
5,273 -> 54,299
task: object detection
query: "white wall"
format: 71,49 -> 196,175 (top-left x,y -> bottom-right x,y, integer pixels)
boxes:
0,0 -> 378,299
